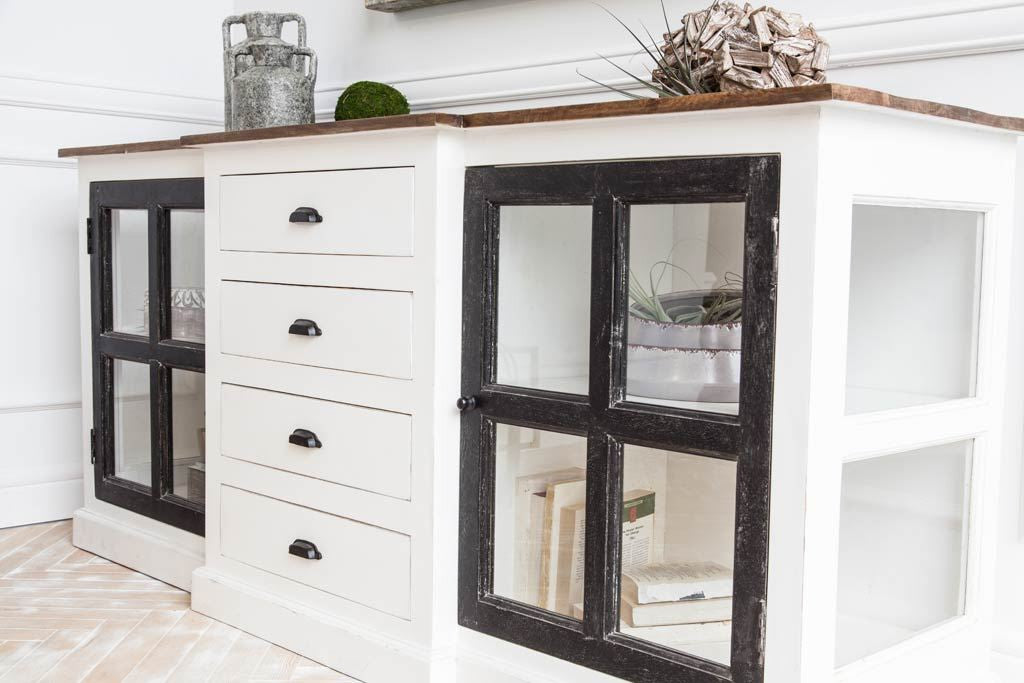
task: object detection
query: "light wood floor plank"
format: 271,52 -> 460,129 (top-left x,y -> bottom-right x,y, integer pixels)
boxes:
0,587 -> 187,601
0,607 -> 154,621
0,597 -> 190,610
166,619 -> 239,682
0,528 -> 53,562
0,521 -> 342,682
9,570 -> 157,582
252,645 -> 299,679
289,658 -> 357,682
56,550 -> 94,566
0,618 -> 102,631
209,632 -> 269,682
16,534 -> 75,573
82,611 -> 185,683
0,527 -> 72,577
122,610 -> 212,682
0,627 -> 92,681
0,579 -> 175,593
0,630 -> 54,642
0,641 -> 40,677
39,619 -> 141,683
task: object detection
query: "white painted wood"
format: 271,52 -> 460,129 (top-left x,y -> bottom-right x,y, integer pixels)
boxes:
0,479 -> 82,528
220,280 -> 413,379
219,485 -> 412,619
220,168 -> 414,256
192,566 -> 439,683
72,508 -> 203,592
220,383 -> 412,499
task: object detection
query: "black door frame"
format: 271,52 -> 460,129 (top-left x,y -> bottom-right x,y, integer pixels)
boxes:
458,156 -> 780,683
89,178 -> 205,536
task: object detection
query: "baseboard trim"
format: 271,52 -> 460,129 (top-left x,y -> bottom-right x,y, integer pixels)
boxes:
0,479 -> 82,528
72,507 -> 203,590
191,566 -> 450,682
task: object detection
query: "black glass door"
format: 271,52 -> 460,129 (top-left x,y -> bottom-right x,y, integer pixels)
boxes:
89,178 -> 206,535
458,156 -> 780,683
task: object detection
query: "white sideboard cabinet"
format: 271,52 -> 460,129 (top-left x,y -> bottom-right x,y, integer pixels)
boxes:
63,84 -> 1024,683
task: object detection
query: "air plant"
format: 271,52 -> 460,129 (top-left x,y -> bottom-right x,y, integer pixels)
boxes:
629,259 -> 742,326
578,1 -> 721,100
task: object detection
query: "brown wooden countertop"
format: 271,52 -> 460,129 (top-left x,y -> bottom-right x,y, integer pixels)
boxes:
58,84 -> 1024,158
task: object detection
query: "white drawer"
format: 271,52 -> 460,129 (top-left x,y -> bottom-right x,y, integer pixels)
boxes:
220,486 -> 411,619
220,168 -> 414,256
220,384 -> 411,499
220,281 -> 412,379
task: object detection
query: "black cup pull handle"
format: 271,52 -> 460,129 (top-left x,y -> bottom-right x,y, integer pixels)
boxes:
289,429 -> 322,449
288,539 -> 322,560
289,206 -> 323,224
289,318 -> 322,336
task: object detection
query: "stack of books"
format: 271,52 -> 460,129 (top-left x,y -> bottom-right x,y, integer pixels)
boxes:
512,469 -> 655,618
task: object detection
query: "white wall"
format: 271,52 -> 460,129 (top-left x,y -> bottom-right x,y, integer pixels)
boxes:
5,0 -> 1024,672
0,0 -> 228,527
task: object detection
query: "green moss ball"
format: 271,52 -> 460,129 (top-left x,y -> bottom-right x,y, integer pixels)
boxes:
334,81 -> 410,121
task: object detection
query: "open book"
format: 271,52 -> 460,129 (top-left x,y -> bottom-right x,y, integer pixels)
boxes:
622,562 -> 733,605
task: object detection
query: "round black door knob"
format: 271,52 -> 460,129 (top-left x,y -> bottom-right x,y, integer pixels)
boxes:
456,396 -> 477,412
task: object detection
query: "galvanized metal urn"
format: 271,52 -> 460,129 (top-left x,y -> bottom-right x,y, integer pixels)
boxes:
222,12 -> 317,131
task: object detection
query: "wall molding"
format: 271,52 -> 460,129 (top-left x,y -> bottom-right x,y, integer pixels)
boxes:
313,1 -> 1024,117
0,155 -> 76,170
0,69 -> 218,104
0,96 -> 220,126
0,70 -> 221,128
309,29 -> 1024,118
318,1 -> 1024,95
0,400 -> 81,414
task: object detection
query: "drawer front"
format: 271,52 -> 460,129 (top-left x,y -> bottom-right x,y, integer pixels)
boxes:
221,384 -> 411,499
220,486 -> 411,619
220,168 -> 414,256
221,281 -> 412,379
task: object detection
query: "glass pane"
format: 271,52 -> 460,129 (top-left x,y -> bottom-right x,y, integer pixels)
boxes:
626,203 -> 745,415
845,206 -> 982,414
492,423 -> 587,617
112,209 -> 149,336
113,359 -> 151,487
171,369 -> 206,504
170,209 -> 205,343
618,444 -> 736,665
835,441 -> 971,667
496,205 -> 591,394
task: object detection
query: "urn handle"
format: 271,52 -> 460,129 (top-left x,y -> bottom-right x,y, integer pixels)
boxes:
278,13 -> 308,46
227,43 -> 251,81
293,46 -> 318,84
221,15 -> 245,51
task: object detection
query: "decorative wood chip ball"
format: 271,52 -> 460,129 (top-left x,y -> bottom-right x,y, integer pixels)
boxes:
655,2 -> 830,94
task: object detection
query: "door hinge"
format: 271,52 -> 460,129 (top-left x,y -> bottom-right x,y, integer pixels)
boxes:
90,428 -> 96,465
86,217 -> 93,255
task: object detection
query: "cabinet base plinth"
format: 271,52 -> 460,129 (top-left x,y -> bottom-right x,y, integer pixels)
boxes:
191,567 -> 451,683
72,508 -> 202,591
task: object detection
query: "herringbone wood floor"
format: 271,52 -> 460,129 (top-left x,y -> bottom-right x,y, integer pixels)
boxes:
0,520 -> 353,682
